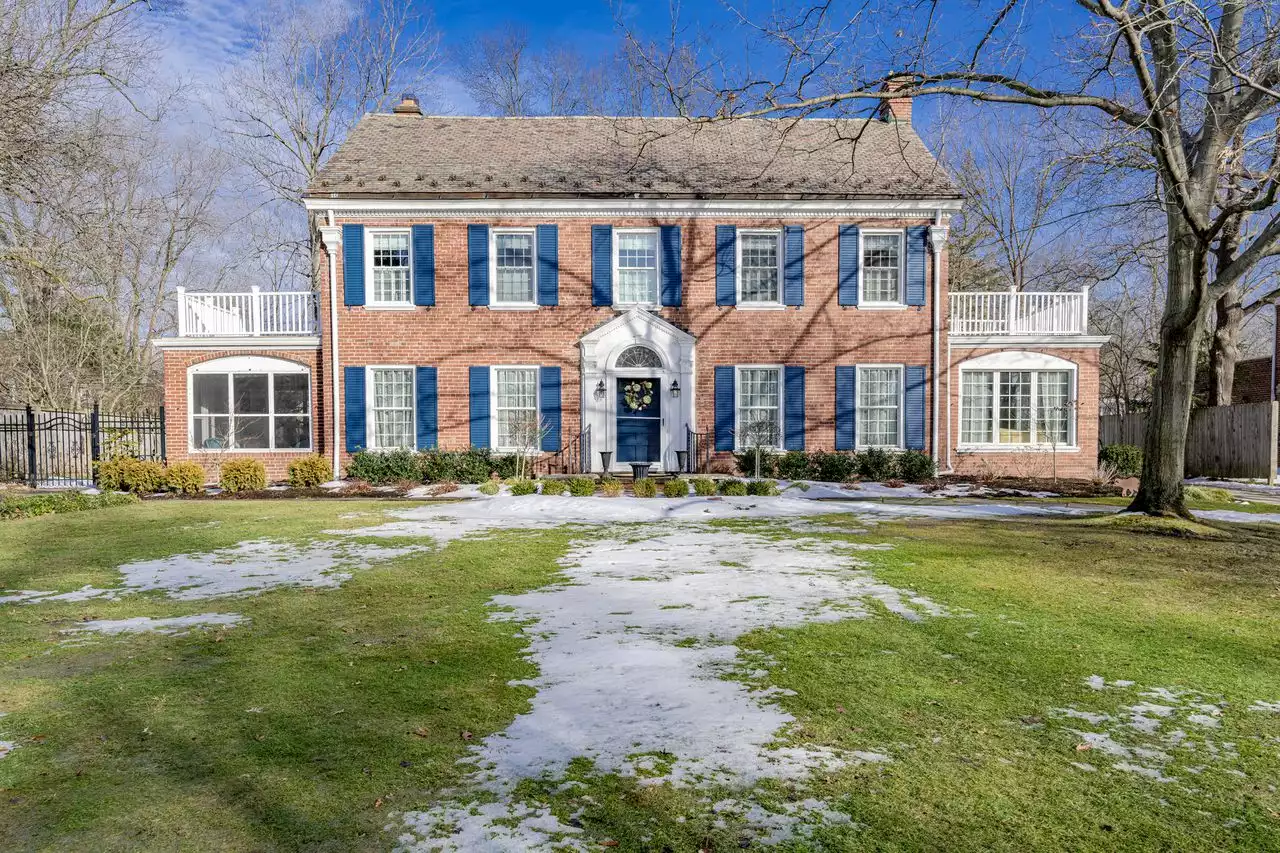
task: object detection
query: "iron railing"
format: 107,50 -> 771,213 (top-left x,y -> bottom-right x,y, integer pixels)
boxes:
533,425 -> 592,476
0,404 -> 165,488
684,426 -> 713,474
176,287 -> 317,337
949,288 -> 1089,336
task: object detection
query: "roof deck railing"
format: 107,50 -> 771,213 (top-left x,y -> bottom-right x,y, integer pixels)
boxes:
949,287 -> 1089,336
175,287 -> 317,337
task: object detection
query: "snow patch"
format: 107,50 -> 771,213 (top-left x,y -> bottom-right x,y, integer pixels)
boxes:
60,613 -> 244,637
1248,700 -> 1280,713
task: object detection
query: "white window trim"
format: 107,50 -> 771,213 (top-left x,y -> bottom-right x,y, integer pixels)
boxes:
187,368 -> 313,453
858,228 -> 906,308
733,364 -> 785,452
364,228 -> 414,308
489,227 -> 539,309
855,364 -> 905,451
612,227 -> 661,307
736,228 -> 785,308
490,365 -> 542,454
365,365 -> 417,451
957,366 -> 1079,450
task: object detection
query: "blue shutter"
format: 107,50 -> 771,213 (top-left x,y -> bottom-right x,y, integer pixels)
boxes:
660,225 -> 682,306
715,225 -> 737,306
342,224 -> 365,306
468,225 -> 490,306
540,367 -> 561,451
344,366 -> 366,453
784,366 -> 805,451
591,225 -> 613,306
469,366 -> 490,449
835,366 -> 856,450
415,367 -> 438,450
714,366 -> 735,451
906,226 -> 927,306
536,224 -> 558,306
783,225 -> 805,306
838,225 -> 859,306
411,225 -> 434,306
905,365 -> 927,450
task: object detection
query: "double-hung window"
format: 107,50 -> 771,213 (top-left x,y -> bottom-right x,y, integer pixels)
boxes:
857,366 -> 903,448
738,230 -> 782,305
370,368 -> 414,450
492,229 -> 536,306
614,229 -> 659,305
369,230 -> 411,306
961,369 -> 1075,445
736,367 -> 782,450
493,367 -> 538,451
190,365 -> 311,450
861,231 -> 903,305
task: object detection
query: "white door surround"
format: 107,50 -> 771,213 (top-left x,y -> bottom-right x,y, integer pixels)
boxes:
579,307 -> 696,474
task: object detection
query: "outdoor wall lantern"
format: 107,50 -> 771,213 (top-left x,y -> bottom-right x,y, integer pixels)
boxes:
595,379 -> 607,398
670,380 -> 681,398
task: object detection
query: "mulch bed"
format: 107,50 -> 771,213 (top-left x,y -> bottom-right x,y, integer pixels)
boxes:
935,475 -> 1121,498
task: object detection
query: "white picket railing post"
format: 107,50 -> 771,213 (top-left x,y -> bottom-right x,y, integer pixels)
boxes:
250,286 -> 262,337
175,287 -> 187,337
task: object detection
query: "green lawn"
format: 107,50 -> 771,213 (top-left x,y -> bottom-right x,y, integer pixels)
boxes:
1,500 -> 1278,851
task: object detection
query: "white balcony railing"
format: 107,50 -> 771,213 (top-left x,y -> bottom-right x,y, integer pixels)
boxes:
949,288 -> 1089,336
176,287 -> 317,337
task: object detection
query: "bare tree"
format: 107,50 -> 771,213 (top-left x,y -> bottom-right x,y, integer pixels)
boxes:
627,1 -> 1280,517
218,0 -> 440,288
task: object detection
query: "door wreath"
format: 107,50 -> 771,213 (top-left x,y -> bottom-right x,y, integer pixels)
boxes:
622,380 -> 655,413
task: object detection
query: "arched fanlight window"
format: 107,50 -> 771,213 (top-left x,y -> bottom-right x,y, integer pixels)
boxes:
615,345 -> 663,369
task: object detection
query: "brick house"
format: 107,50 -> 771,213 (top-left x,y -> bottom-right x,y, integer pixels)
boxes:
154,94 -> 1108,481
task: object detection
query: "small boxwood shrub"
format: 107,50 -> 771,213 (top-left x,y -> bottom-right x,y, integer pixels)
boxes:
662,478 -> 689,498
221,458 -> 267,493
507,478 -> 536,496
287,454 -> 332,488
746,479 -> 780,496
1099,444 -> 1143,477
0,491 -> 138,520
419,449 -> 518,483
691,477 -> 717,496
857,447 -> 897,482
718,478 -> 748,496
540,478 -> 568,496
775,451 -> 814,481
734,449 -> 777,478
165,461 -> 207,495
897,450 -> 936,483
567,477 -> 597,497
477,479 -> 500,495
599,478 -> 623,497
98,457 -> 166,494
347,449 -> 419,485
811,451 -> 857,483
632,478 -> 657,498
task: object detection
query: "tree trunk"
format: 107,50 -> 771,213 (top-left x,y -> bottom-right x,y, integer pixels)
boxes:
1128,224 -> 1207,517
1207,283 -> 1241,407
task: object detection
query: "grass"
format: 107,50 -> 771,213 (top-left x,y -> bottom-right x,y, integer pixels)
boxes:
0,500 -> 1278,850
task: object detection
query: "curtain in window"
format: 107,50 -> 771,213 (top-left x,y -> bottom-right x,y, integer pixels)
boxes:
739,233 -> 780,303
616,231 -> 658,304
495,368 -> 537,449
857,367 -> 902,447
495,232 -> 535,303
372,368 -> 414,449
961,371 -> 994,444
372,232 -> 410,303
737,368 -> 781,446
862,234 -> 901,302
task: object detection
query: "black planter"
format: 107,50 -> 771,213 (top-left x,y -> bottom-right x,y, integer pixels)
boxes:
675,450 -> 689,473
629,462 -> 652,480
599,451 -> 613,472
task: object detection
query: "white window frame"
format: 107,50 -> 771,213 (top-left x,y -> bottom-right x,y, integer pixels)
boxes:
365,365 -> 417,451
364,228 -> 414,309
858,228 -> 906,308
736,228 -> 785,308
489,227 -> 538,309
490,365 -> 541,453
611,227 -> 661,307
187,358 -> 312,453
733,364 -> 785,452
957,358 -> 1079,451
855,364 -> 905,450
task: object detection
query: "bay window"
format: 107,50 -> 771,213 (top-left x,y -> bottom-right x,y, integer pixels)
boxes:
189,359 -> 311,450
961,369 -> 1075,446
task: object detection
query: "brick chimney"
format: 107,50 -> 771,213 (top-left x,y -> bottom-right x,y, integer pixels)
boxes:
878,76 -> 913,125
392,92 -> 422,115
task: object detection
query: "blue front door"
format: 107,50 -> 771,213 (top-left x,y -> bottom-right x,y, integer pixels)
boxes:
617,377 -> 661,463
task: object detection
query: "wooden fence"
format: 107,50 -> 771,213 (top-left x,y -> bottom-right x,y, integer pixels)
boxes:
1100,401 -> 1279,483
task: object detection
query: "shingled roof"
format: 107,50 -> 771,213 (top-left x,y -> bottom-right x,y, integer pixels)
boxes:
307,115 -> 959,200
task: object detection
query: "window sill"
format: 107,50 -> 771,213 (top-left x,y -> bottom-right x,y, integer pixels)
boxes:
736,303 -> 787,311
615,301 -> 660,310
363,303 -> 417,311
957,444 -> 1080,454
488,304 -> 540,312
189,447 -> 313,454
856,445 -> 906,452
853,303 -> 909,311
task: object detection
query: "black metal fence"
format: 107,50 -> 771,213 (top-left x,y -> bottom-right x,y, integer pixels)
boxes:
0,404 -> 166,488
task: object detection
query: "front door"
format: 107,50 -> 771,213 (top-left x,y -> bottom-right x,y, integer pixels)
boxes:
616,377 -> 661,463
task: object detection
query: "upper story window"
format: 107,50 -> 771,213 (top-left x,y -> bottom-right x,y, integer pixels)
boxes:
861,231 -> 903,305
492,229 -> 536,306
369,230 -> 411,305
857,365 -> 904,448
738,230 -> 782,305
614,229 -> 659,305
735,366 -> 783,450
369,367 -> 414,449
189,357 -> 311,451
493,367 -> 539,451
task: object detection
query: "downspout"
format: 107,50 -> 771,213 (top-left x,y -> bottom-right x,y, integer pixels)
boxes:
929,215 -> 948,471
326,211 -> 342,480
